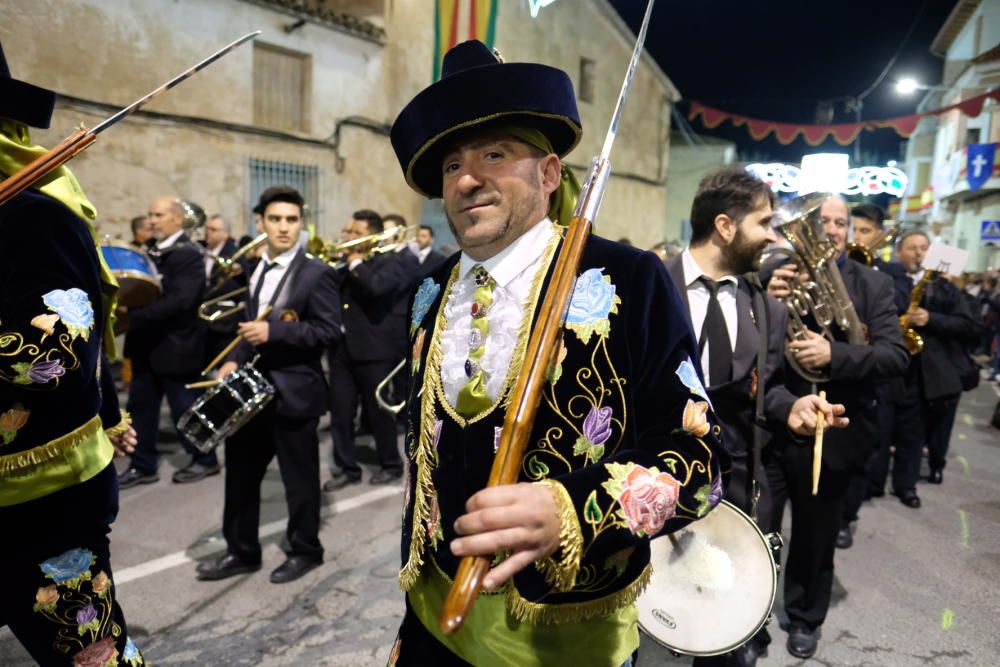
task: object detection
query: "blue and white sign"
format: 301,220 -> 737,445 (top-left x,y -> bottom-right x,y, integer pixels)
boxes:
981,220 -> 1000,243
967,143 -> 996,192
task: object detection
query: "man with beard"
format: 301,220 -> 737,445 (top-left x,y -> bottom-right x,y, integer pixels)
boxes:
666,166 -> 847,666
765,196 -> 908,659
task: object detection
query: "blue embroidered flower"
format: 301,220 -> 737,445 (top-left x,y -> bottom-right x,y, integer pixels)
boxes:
43,288 -> 94,342
676,357 -> 712,406
410,278 -> 440,335
123,636 -> 142,665
40,548 -> 96,589
565,268 -> 621,344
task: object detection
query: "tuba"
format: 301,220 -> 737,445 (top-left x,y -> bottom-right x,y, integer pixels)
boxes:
764,193 -> 868,383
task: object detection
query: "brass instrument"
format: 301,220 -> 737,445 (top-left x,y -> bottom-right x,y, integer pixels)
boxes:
197,233 -> 269,322
899,267 -> 939,355
846,227 -> 898,266
308,225 -> 415,269
178,199 -> 206,232
764,193 -> 868,384
375,359 -> 408,415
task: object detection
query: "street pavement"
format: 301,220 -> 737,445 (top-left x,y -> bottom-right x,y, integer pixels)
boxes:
2,382 -> 998,666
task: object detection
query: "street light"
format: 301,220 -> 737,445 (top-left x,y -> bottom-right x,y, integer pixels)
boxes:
895,78 -> 948,95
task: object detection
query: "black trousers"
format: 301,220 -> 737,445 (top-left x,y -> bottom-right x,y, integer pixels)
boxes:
764,444 -> 850,631
328,350 -> 402,477
0,465 -> 143,665
864,383 -> 924,502
925,395 -> 959,471
222,404 -> 323,562
126,364 -> 217,474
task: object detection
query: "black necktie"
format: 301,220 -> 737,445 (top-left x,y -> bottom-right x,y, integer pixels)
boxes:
698,276 -> 733,386
249,261 -> 276,315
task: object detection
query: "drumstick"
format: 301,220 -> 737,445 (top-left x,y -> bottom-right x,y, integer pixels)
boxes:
812,390 -> 826,496
201,305 -> 272,377
185,379 -> 221,389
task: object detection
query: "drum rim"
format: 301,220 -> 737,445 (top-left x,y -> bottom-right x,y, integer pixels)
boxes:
112,269 -> 161,288
177,367 -> 276,453
637,499 -> 778,657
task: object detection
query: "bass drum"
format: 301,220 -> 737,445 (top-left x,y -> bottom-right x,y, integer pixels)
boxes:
101,241 -> 161,333
636,500 -> 779,656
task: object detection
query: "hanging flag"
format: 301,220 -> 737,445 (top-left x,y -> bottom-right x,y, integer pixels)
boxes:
966,143 -> 997,192
433,0 -> 498,81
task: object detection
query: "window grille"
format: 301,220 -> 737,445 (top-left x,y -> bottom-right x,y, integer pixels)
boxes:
248,157 -> 321,230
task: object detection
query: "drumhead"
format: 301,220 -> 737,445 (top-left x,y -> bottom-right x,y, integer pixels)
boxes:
177,366 -> 274,453
636,500 -> 776,656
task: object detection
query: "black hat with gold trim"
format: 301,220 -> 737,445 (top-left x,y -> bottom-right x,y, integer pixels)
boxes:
390,40 -> 582,199
0,40 -> 56,129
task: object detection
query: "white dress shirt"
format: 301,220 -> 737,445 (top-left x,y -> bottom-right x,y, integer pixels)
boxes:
204,242 -> 223,280
248,246 -> 297,318
440,219 -> 557,407
681,249 -> 739,385
157,229 -> 184,250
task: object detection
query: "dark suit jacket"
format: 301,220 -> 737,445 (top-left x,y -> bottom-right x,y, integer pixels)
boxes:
666,256 -> 797,464
335,251 -> 409,362
421,249 -> 446,274
912,276 -> 981,401
204,237 -> 239,287
228,250 -> 342,419
124,233 -> 206,376
781,258 -> 909,469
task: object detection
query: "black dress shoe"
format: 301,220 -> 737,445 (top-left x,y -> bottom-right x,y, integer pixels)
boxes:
836,526 -> 853,549
323,473 -> 361,492
928,468 -> 943,484
369,468 -> 403,485
738,640 -> 768,666
172,462 -> 221,484
270,556 -> 321,584
118,467 -> 158,489
786,626 -> 818,659
196,553 -> 261,581
892,488 -> 921,508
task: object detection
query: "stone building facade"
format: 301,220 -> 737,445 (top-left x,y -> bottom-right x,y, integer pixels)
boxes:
1,0 -> 677,249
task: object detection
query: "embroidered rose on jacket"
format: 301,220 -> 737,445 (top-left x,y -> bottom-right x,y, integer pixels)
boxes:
681,400 -> 711,437
695,475 -> 724,517
0,402 -> 30,445
564,269 -> 621,344
411,278 -> 440,335
122,636 -> 142,665
33,585 -> 59,612
76,603 -> 100,634
91,571 -> 110,597
40,548 -> 96,588
13,358 -> 66,385
573,405 -> 614,463
43,288 -> 94,342
31,313 -> 60,336
602,462 -> 681,537
72,637 -> 117,667
675,357 -> 712,407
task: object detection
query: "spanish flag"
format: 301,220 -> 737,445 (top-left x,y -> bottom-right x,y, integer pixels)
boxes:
433,0 -> 498,81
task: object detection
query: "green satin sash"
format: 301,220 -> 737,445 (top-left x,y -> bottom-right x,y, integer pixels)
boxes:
408,563 -> 639,666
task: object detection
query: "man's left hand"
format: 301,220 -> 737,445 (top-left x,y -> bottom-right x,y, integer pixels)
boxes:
787,395 -> 849,435
451,483 -> 561,590
787,330 -> 831,370
238,321 -> 269,346
908,307 -> 929,327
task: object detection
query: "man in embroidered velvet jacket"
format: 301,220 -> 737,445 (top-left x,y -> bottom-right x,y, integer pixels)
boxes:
0,39 -> 144,665
385,41 -> 727,666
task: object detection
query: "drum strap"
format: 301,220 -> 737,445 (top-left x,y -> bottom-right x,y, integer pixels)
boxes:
748,277 -> 768,522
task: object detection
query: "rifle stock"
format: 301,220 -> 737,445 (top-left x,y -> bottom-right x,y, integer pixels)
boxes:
0,128 -> 96,207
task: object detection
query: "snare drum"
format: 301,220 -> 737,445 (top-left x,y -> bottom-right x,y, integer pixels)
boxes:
101,240 -> 161,309
177,365 -> 275,453
636,501 -> 780,656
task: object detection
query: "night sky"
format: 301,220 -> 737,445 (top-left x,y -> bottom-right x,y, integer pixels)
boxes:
609,0 -> 958,165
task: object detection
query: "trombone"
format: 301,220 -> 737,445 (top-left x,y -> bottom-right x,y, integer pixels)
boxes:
375,359 -> 407,415
846,227 -> 898,266
197,233 -> 268,322
308,224 -> 415,269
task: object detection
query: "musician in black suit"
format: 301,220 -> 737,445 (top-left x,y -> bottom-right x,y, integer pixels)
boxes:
410,224 -> 447,272
895,230 -> 981,485
764,195 -> 908,659
200,214 -> 245,361
324,210 -> 407,490
668,168 -> 846,667
119,196 -> 215,488
196,186 -> 342,584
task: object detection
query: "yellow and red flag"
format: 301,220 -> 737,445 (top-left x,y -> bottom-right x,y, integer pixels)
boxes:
433,0 -> 498,81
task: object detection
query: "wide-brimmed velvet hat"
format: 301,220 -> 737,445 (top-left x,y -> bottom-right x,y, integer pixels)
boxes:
0,40 -> 56,129
391,40 -> 582,198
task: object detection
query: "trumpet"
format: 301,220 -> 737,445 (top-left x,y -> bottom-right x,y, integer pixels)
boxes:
846,227 -> 898,267
308,225 -> 415,269
197,233 -> 268,322
764,193 -> 867,384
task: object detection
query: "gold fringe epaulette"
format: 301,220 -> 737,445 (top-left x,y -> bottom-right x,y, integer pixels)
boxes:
534,479 -> 583,592
506,564 -> 652,625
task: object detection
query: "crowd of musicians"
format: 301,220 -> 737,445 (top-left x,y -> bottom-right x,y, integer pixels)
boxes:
2,35 -> 997,667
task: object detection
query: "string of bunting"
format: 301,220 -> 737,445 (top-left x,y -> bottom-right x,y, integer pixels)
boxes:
687,88 -> 1000,146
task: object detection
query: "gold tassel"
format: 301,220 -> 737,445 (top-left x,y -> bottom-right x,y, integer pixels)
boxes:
505,564 -> 652,625
534,479 -> 583,592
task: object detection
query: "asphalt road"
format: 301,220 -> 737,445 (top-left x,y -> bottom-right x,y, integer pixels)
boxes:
2,382 -> 998,666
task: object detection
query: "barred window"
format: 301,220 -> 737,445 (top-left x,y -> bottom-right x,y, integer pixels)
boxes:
248,158 -> 321,229
253,42 -> 311,132
579,57 -> 596,104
